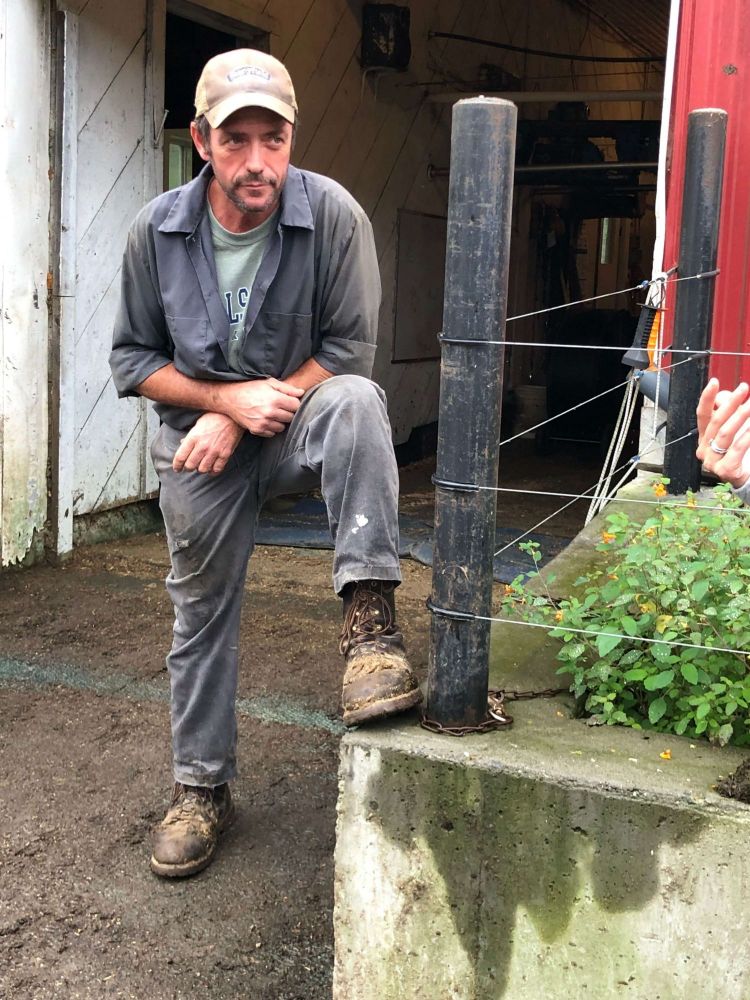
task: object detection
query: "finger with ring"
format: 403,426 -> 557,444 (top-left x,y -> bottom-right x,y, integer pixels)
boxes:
709,438 -> 729,455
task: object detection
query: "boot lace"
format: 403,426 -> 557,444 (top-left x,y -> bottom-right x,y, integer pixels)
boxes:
339,585 -> 395,656
166,784 -> 219,826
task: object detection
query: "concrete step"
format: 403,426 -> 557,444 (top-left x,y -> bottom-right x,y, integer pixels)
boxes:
334,477 -> 750,999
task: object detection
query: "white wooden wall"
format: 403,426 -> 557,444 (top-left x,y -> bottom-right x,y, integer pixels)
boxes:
55,0 -> 161,555
0,1 -> 51,565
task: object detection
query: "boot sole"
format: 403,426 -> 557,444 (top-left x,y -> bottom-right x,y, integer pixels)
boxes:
343,686 -> 423,727
149,803 -> 237,879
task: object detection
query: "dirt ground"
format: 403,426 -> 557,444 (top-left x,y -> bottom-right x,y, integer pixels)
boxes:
0,444 -> 600,999
0,534 -> 435,1000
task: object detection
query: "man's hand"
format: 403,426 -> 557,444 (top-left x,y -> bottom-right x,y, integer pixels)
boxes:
173,412 -> 245,475
220,378 -> 304,436
696,378 -> 750,489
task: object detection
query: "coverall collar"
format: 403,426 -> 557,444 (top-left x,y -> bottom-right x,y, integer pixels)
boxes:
157,163 -> 315,235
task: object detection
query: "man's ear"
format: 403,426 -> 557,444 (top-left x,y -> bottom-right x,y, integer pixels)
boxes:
190,121 -> 211,162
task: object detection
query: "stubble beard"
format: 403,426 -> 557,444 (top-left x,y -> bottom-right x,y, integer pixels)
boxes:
223,173 -> 281,218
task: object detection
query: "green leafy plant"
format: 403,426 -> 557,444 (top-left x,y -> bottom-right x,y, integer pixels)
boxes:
501,483 -> 750,746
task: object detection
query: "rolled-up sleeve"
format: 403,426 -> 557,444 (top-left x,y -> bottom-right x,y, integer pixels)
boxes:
109,212 -> 173,397
313,205 -> 381,379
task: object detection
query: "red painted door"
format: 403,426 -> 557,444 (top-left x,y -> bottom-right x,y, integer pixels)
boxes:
663,0 -> 750,386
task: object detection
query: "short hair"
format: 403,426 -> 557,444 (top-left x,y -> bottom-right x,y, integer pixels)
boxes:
193,114 -> 212,150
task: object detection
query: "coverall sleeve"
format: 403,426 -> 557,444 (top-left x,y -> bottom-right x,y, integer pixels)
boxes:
109,213 -> 174,398
312,205 -> 381,380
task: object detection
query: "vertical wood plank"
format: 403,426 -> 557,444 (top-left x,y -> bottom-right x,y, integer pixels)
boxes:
0,0 -> 53,563
56,11 -> 80,555
263,0 -> 316,59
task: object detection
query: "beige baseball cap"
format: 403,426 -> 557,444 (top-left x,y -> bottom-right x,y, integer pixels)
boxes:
194,49 -> 297,128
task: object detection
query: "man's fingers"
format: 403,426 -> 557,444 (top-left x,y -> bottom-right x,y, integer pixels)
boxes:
268,377 -> 305,398
696,377 -> 720,440
273,393 -> 301,415
172,437 -> 193,472
719,401 -> 750,455
705,388 -> 750,453
697,381 -> 749,460
173,436 -> 229,474
197,452 -> 217,474
265,419 -> 287,434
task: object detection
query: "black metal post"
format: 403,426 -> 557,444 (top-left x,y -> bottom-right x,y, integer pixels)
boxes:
664,108 -> 727,494
426,98 -> 516,728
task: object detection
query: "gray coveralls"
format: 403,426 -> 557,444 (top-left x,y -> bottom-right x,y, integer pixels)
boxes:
110,165 -> 400,786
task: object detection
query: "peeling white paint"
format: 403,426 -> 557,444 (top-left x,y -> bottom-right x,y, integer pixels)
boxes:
0,1 -> 51,566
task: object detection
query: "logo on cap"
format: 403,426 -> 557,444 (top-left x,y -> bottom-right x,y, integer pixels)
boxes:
227,65 -> 272,84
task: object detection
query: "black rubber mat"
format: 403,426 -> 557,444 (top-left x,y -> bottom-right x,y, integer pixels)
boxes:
256,497 -> 570,584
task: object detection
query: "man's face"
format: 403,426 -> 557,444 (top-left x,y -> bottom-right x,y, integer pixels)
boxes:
191,107 -> 293,228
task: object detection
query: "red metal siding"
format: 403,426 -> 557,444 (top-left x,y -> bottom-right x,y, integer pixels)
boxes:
663,0 -> 750,385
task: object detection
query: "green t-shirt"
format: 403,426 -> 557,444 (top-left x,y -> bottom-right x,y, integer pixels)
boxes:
208,203 -> 279,373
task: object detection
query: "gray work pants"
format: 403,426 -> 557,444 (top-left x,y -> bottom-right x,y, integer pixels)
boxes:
150,375 -> 401,786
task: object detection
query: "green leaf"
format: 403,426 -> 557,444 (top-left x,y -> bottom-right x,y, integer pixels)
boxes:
621,616 -> 639,636
619,649 -> 642,667
596,632 -> 623,657
718,723 -> 734,747
644,669 -> 675,690
565,642 -> 586,659
652,643 -> 674,663
680,662 -> 699,685
695,701 -> 711,720
623,667 -> 648,681
649,698 -> 667,724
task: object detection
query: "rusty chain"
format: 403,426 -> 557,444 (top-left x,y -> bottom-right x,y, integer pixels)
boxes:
420,686 -> 568,737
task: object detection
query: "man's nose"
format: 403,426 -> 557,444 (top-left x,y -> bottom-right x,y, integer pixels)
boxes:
243,141 -> 264,174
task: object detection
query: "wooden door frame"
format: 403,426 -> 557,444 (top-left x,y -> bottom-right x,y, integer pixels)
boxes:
48,5 -> 78,559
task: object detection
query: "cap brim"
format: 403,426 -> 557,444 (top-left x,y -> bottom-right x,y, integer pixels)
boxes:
205,92 -> 296,128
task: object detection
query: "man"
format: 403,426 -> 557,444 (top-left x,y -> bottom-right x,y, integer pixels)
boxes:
696,378 -> 750,502
109,49 -> 421,879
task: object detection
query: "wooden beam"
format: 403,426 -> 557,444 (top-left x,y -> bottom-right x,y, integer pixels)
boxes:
429,89 -> 662,104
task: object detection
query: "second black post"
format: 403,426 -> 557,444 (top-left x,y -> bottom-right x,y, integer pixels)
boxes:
665,108 -> 727,493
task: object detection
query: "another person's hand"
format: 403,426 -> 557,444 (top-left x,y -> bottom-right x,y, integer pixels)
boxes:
173,412 -> 244,474
221,378 -> 304,437
696,378 -> 750,489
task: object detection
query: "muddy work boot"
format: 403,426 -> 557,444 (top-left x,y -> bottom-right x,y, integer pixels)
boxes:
339,580 -> 422,727
150,782 -> 235,878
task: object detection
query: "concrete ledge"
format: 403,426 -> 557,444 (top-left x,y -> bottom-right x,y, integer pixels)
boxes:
334,717 -> 750,999
334,476 -> 750,999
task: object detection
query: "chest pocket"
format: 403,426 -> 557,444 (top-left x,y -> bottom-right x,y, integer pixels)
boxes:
244,311 -> 314,379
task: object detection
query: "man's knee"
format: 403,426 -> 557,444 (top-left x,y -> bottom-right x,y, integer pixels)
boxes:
316,374 -> 387,415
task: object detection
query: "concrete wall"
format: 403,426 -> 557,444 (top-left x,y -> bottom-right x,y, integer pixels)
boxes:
0,1 -> 52,565
335,718 -> 750,1000
334,482 -> 750,998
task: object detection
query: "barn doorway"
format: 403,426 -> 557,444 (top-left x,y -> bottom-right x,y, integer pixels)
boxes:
389,0 -> 670,572
163,2 -> 268,190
